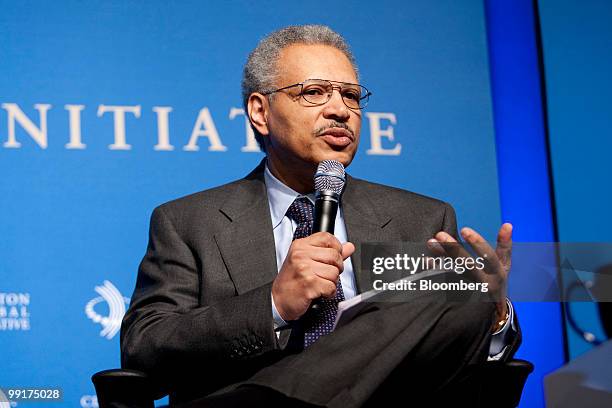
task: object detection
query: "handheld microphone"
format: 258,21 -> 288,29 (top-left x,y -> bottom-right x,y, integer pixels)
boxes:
310,160 -> 346,312
313,160 -> 346,234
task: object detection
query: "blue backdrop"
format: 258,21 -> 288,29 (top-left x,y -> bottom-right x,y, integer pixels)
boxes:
485,1 -> 565,406
538,0 -> 612,360
1,1 -> 558,407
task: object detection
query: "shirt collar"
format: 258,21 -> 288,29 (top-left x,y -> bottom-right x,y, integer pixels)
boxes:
264,163 -> 315,229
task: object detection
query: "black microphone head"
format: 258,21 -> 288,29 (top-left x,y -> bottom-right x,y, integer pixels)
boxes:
314,160 -> 346,195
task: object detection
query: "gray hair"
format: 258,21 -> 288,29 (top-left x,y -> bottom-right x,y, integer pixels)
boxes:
241,25 -> 358,150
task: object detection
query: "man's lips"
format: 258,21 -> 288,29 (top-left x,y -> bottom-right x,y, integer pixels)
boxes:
318,127 -> 355,147
319,127 -> 354,140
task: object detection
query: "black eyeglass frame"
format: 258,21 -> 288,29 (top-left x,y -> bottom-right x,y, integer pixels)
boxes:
261,78 -> 372,110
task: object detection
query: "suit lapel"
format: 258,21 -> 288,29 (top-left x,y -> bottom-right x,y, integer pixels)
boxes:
342,175 -> 394,294
214,162 -> 278,295
213,169 -> 395,296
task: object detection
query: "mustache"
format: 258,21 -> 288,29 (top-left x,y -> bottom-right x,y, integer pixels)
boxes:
314,122 -> 355,137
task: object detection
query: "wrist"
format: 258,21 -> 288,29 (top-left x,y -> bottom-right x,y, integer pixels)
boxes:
491,300 -> 510,333
271,283 -> 286,320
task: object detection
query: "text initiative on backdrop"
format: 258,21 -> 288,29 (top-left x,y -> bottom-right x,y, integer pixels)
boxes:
1,102 -> 401,154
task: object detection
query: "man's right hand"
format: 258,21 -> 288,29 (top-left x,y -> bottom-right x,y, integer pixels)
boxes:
272,232 -> 355,321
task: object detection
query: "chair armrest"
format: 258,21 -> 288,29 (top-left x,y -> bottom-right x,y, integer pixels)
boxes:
91,360 -> 534,408
92,368 -> 166,408
477,359 -> 534,407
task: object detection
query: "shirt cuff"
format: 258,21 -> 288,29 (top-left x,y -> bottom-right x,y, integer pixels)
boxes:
271,293 -> 288,330
488,298 -> 516,360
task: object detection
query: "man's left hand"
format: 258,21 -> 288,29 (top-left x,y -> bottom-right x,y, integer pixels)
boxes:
428,223 -> 513,330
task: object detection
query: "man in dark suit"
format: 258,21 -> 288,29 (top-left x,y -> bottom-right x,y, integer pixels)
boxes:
121,25 -> 519,407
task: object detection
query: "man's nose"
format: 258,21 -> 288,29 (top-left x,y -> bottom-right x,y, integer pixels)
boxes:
322,89 -> 350,121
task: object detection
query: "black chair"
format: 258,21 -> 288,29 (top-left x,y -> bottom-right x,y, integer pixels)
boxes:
473,359 -> 534,406
92,359 -> 533,408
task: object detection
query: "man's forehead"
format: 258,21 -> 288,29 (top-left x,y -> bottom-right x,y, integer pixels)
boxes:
276,43 -> 358,85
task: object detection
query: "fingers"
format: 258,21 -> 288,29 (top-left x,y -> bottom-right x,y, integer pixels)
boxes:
307,243 -> 355,278
309,247 -> 345,271
307,232 -> 343,252
341,242 -> 355,260
431,226 -> 510,276
433,231 -> 471,259
275,235 -> 352,320
460,227 -> 497,263
296,236 -> 354,269
434,231 -> 457,243
317,278 -> 338,299
290,237 -> 355,284
425,225 -> 512,307
310,242 -> 353,289
496,223 -> 513,266
304,240 -> 355,292
312,263 -> 342,283
427,239 -> 446,256
497,223 -> 513,244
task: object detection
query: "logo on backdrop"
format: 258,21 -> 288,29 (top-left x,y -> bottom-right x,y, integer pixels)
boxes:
0,292 -> 30,331
85,280 -> 130,340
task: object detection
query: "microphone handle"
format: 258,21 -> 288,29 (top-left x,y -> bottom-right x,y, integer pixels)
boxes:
313,190 -> 339,234
311,190 -> 340,311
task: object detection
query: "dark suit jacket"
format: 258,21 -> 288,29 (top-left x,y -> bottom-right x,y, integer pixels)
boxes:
120,160 -> 493,405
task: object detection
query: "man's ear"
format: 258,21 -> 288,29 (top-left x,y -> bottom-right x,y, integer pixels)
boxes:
247,93 -> 270,136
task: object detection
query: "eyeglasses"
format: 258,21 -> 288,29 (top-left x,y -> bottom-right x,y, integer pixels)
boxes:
262,78 -> 372,110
